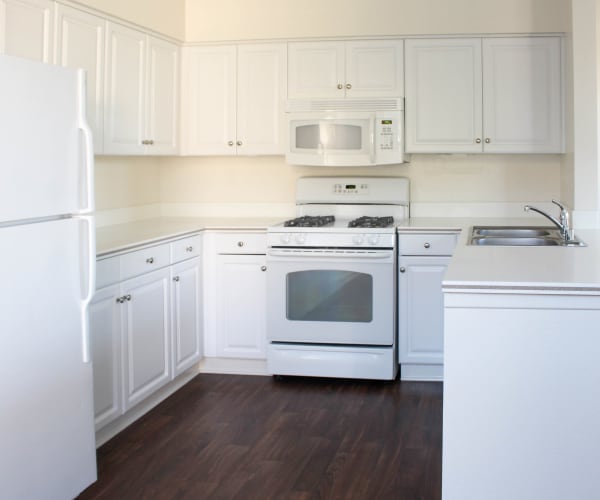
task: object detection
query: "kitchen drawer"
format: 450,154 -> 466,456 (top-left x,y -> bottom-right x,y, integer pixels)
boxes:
96,255 -> 120,289
215,232 -> 267,254
171,234 -> 202,263
120,243 -> 170,280
398,233 -> 458,256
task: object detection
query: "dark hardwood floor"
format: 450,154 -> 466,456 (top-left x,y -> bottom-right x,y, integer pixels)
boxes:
79,374 -> 442,500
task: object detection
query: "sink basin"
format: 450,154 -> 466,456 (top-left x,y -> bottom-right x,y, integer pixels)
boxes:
469,226 -> 586,247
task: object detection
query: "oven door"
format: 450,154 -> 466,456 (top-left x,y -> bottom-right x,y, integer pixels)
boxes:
266,249 -> 395,345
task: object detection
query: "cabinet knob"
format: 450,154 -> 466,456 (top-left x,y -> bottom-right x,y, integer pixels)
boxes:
173,276 -> 180,282
141,139 -> 148,145
116,296 -> 124,304
125,294 -> 132,301
228,141 -> 234,146
146,257 -> 154,264
237,241 -> 244,247
399,267 -> 406,273
475,138 -> 482,144
346,83 -> 352,90
337,84 -> 343,89
485,138 -> 491,144
424,242 -> 431,249
237,140 -> 242,146
149,140 -> 154,145
261,266 -> 267,272
186,246 -> 193,252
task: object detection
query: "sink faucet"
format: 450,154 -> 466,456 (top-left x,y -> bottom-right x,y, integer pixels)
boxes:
524,200 -> 574,242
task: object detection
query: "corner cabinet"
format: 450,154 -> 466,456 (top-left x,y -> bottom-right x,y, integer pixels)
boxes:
0,0 -> 53,62
104,21 -> 179,155
288,40 -> 404,99
181,43 -> 286,155
397,231 -> 458,381
405,36 -> 563,153
90,233 -> 202,430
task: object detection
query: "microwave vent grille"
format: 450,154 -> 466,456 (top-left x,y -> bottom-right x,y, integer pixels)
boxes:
286,98 -> 404,113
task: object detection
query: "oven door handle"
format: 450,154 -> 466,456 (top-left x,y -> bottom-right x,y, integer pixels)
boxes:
268,249 -> 393,259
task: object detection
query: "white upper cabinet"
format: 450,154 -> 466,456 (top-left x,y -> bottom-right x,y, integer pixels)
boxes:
104,21 -> 178,155
405,36 -> 563,154
288,40 -> 404,99
54,4 -> 105,154
181,43 -> 286,156
482,37 -> 563,154
0,0 -> 53,62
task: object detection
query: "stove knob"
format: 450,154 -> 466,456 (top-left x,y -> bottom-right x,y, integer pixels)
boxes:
368,235 -> 380,245
352,234 -> 365,245
295,233 -> 307,245
280,233 -> 292,245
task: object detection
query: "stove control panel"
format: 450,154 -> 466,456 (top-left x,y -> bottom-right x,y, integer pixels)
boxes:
333,183 -> 369,195
269,231 -> 394,249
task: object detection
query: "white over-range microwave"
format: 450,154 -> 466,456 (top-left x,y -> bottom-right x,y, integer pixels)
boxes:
285,98 -> 406,167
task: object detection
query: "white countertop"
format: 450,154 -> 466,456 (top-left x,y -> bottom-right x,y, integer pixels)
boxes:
97,215 -> 600,291
96,216 -> 282,256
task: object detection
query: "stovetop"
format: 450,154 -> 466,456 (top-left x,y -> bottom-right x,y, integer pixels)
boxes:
283,215 -> 395,229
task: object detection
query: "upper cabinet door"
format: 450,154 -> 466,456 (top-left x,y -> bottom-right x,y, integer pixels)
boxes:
482,37 -> 563,153
345,40 -> 404,98
54,4 -> 105,154
181,45 -> 236,155
0,0 -> 53,62
237,43 -> 286,155
405,38 -> 483,153
104,22 -> 146,155
287,41 -> 345,99
146,36 -> 179,155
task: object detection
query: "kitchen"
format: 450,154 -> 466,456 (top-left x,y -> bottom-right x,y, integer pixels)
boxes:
1,0 -> 599,498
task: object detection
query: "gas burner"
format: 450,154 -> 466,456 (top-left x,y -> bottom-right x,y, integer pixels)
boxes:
348,216 -> 395,228
284,215 -> 336,227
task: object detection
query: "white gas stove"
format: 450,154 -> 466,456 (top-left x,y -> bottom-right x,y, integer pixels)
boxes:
266,177 -> 410,381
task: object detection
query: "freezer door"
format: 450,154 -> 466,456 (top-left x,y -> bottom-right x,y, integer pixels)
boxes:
0,55 -> 94,223
0,217 -> 97,499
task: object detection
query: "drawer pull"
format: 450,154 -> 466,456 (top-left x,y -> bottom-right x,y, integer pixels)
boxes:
261,266 -> 267,272
237,241 -> 244,247
173,276 -> 180,282
186,246 -> 193,252
146,257 -> 154,264
399,267 -> 406,273
424,243 -> 431,249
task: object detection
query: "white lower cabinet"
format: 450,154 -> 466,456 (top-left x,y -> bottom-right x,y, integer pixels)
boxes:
397,232 -> 458,381
90,234 -> 202,430
216,253 -> 267,359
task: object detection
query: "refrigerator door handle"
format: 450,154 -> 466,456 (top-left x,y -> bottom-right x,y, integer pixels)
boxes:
77,69 -> 95,215
78,214 -> 96,363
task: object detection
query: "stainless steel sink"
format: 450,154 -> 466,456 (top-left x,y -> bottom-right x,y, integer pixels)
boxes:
469,226 -> 586,247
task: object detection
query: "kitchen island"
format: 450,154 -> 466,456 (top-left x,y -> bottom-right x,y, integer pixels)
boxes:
441,226 -> 600,500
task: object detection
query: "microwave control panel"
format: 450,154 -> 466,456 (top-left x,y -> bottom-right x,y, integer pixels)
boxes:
375,110 -> 403,164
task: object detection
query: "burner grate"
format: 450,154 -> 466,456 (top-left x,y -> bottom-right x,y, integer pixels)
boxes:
348,216 -> 395,228
284,215 -> 336,227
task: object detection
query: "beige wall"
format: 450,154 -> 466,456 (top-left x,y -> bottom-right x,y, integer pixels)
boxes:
185,0 -> 570,42
74,0 -> 185,39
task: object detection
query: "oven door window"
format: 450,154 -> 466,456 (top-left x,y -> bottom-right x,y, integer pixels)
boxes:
286,270 -> 373,322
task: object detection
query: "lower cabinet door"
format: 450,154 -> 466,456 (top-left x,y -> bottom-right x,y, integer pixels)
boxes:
121,268 -> 171,410
398,256 -> 450,365
216,254 -> 267,359
89,284 -> 122,430
171,257 -> 202,376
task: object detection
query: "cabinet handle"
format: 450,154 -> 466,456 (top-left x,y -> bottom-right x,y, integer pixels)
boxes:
337,83 -> 343,89
399,267 -> 406,273
146,257 -> 154,264
237,241 -> 244,247
141,139 -> 148,145
173,276 -> 180,282
186,246 -> 193,252
149,140 -> 154,145
475,138 -> 482,144
485,138 -> 491,144
236,140 -> 242,146
261,266 -> 267,272
125,294 -> 131,301
228,141 -> 234,146
424,242 -> 431,249
116,296 -> 124,304
346,83 -> 352,90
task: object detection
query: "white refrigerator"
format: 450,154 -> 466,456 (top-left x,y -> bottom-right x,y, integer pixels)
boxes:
0,55 -> 97,498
